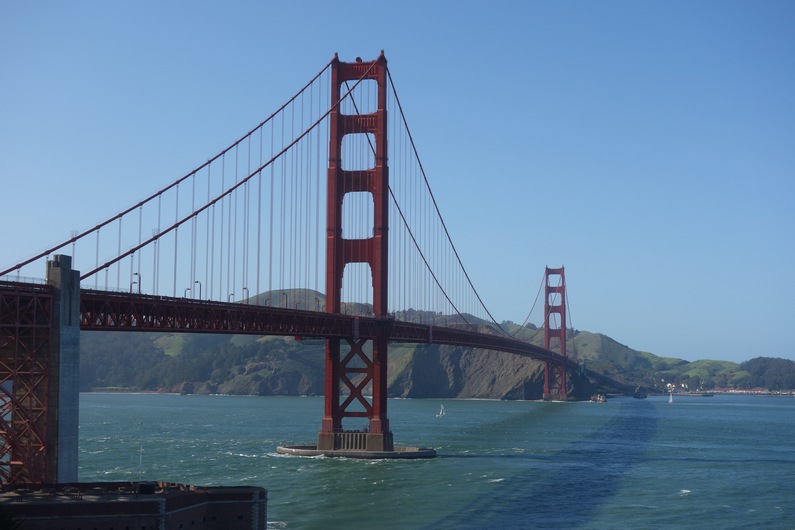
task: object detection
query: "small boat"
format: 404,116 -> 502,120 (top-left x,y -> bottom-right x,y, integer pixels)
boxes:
436,404 -> 445,417
590,393 -> 606,403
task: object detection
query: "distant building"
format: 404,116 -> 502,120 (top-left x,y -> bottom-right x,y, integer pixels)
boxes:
713,387 -> 772,394
0,481 -> 266,530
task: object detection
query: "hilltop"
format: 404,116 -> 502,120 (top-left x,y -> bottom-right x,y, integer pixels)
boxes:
80,290 -> 795,398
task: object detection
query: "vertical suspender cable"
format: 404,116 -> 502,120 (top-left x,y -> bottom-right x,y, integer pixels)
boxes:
256,127 -> 263,305
137,206 -> 142,287
295,93 -> 302,300
280,110 -> 285,299
291,99 -> 298,296
289,102 -> 294,294
173,183 -> 179,297
226,153 -> 233,299
244,137 -> 251,301
159,194 -> 163,294
314,77 -> 321,299
156,194 -> 161,294
305,89 -> 311,305
219,157 -> 225,300
206,165 -> 212,301
191,173 -> 196,296
116,218 -> 122,290
297,91 -> 303,304
210,198 -> 216,302
269,117 -> 275,300
232,144 -> 238,300
95,230 -> 100,277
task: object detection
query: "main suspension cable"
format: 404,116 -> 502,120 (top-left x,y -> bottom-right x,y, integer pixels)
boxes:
1,58 -> 336,277
81,63 -> 375,281
386,67 -> 508,335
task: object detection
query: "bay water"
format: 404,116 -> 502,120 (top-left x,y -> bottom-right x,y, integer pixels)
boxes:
79,393 -> 794,529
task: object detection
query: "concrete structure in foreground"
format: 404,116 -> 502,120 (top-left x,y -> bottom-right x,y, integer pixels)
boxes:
46,255 -> 81,483
0,481 -> 267,530
277,443 -> 436,459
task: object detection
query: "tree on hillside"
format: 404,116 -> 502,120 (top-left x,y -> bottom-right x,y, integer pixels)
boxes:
740,357 -> 795,390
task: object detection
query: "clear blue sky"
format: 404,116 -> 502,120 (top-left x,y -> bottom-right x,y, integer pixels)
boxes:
2,1 -> 793,364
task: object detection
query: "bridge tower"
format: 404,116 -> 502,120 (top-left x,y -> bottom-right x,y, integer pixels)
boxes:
543,266 -> 568,400
318,53 -> 393,452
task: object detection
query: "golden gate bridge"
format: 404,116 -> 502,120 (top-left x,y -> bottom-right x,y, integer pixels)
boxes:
0,52 -> 579,484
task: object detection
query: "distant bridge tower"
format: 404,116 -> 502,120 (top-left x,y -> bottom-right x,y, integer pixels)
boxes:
318,53 -> 393,452
543,266 -> 568,400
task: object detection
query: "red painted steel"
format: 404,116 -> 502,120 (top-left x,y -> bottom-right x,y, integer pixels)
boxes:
79,290 -> 569,363
543,267 -> 568,400
0,281 -> 52,484
321,52 -> 392,450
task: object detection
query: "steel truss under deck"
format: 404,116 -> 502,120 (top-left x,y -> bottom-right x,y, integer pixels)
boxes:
0,281 -> 52,484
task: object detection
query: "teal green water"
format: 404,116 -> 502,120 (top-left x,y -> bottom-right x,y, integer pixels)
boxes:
79,393 -> 795,529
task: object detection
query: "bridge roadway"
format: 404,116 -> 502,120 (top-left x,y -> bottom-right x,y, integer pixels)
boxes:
79,288 -> 571,366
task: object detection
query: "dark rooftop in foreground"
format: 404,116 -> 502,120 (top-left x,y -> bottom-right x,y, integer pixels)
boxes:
0,481 -> 266,530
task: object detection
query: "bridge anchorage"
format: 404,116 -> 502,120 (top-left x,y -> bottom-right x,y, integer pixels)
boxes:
276,53 -> 434,459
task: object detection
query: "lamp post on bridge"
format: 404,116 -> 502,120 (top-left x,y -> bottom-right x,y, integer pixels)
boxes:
194,280 -> 201,300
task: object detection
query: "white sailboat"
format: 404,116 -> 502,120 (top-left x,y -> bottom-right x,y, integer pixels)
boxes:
436,404 -> 445,417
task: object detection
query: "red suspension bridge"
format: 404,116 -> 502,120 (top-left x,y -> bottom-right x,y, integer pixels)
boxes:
0,52 -> 580,484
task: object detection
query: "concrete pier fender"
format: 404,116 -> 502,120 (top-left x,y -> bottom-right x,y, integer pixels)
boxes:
276,444 -> 436,459
279,429 -> 436,458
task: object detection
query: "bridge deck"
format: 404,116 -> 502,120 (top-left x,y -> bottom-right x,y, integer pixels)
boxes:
78,289 -> 570,365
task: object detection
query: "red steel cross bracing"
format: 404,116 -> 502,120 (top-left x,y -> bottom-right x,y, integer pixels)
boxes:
0,282 -> 53,483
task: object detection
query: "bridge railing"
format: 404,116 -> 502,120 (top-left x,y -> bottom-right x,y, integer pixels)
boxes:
0,276 -> 46,286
